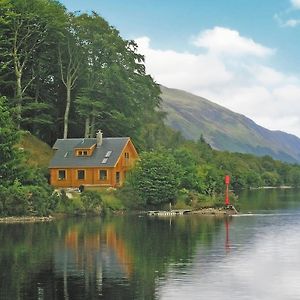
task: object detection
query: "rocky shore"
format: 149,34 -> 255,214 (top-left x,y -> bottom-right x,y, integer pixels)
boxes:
0,216 -> 54,224
191,205 -> 238,216
146,205 -> 238,217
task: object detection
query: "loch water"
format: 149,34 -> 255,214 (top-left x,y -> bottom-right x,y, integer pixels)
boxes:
1,189 -> 300,299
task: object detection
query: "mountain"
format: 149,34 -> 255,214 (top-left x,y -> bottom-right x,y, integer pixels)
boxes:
160,85 -> 300,163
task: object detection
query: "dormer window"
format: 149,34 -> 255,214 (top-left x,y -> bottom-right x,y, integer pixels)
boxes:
76,150 -> 89,156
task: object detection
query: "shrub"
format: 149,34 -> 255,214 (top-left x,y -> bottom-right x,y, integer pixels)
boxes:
80,190 -> 102,213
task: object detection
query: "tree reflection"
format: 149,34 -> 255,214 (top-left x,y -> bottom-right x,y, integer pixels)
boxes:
0,216 -> 223,299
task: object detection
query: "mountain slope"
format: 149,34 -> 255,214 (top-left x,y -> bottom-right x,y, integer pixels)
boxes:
161,86 -> 300,163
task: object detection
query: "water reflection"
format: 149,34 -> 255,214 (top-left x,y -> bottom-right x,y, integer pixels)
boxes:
2,189 -> 300,299
0,216 -> 223,300
224,218 -> 231,253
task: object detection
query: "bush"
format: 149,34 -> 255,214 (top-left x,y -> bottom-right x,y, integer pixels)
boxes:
0,180 -> 53,216
80,190 -> 102,213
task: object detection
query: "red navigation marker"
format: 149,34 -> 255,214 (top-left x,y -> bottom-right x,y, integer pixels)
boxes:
225,175 -> 230,205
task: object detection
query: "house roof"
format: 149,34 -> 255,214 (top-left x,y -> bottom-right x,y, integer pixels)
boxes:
49,137 -> 130,168
74,138 -> 97,149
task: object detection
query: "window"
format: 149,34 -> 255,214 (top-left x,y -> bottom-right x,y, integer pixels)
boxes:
125,152 -> 129,159
77,150 -> 88,156
99,170 -> 107,180
116,172 -> 120,184
105,151 -> 112,158
58,170 -> 66,180
77,170 -> 85,180
101,158 -> 108,164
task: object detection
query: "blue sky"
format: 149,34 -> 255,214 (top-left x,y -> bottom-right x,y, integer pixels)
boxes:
60,0 -> 300,137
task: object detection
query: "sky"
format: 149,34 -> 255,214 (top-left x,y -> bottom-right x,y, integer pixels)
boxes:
60,0 -> 300,137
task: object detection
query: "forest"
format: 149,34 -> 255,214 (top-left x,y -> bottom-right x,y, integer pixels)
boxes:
1,0 -> 300,216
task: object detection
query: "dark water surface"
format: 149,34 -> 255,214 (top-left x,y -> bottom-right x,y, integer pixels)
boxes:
1,189 -> 300,299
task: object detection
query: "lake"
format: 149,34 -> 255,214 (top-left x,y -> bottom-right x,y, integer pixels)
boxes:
1,189 -> 300,299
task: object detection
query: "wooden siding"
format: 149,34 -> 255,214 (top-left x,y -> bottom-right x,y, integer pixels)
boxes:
50,138 -> 138,188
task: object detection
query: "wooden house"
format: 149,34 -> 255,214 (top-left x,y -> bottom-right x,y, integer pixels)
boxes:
49,130 -> 138,188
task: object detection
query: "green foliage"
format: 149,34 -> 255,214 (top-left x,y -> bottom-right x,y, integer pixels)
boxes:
80,190 -> 102,213
55,190 -> 84,214
0,180 -> 53,216
172,148 -> 200,191
2,0 -> 300,215
0,97 -> 23,185
0,96 -> 53,217
129,151 -> 181,208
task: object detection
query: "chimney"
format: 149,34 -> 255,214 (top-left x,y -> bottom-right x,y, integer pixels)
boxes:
96,130 -> 103,147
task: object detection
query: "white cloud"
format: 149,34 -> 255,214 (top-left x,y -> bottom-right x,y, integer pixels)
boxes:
274,2 -> 300,27
291,0 -> 300,9
135,29 -> 300,137
135,36 -> 233,90
192,27 -> 274,57
285,18 -> 300,27
274,14 -> 300,27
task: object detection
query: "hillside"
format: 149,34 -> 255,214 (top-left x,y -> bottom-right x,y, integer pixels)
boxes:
161,86 -> 300,163
19,132 -> 53,169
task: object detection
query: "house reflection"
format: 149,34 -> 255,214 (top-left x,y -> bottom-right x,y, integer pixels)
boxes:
54,222 -> 133,297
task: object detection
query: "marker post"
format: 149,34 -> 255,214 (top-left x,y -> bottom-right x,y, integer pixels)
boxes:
225,175 -> 230,206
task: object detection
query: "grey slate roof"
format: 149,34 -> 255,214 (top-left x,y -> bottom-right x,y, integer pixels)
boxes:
74,138 -> 98,149
49,137 -> 130,168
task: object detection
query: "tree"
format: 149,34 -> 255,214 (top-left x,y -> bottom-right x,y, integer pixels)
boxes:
58,14 -> 84,139
72,12 -> 161,140
129,151 -> 181,207
0,96 -> 53,216
0,0 -> 67,128
0,96 -> 23,185
172,148 -> 200,191
75,89 -> 104,138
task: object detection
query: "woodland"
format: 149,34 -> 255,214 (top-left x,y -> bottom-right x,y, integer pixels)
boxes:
1,0 -> 300,216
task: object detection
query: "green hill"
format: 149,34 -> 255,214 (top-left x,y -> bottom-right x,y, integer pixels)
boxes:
19,132 -> 53,169
161,86 -> 300,163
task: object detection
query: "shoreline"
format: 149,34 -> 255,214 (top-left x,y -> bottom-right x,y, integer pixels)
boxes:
0,206 -> 239,223
0,216 -> 54,224
145,206 -> 238,217
191,206 -> 238,215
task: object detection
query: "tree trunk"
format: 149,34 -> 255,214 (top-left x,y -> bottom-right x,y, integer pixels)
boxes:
90,115 -> 96,138
63,84 -> 71,139
84,116 -> 90,138
15,72 -> 22,128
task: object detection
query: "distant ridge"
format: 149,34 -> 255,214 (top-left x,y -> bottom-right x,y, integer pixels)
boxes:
160,85 -> 300,163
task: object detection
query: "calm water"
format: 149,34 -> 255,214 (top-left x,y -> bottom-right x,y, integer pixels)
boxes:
1,189 -> 300,300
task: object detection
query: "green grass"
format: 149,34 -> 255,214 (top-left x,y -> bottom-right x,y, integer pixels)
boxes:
101,190 -> 125,211
18,131 -> 53,169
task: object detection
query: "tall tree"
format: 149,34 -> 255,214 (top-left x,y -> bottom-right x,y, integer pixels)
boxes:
0,96 -> 23,185
73,12 -> 161,140
58,25 -> 83,139
0,0 -> 66,127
